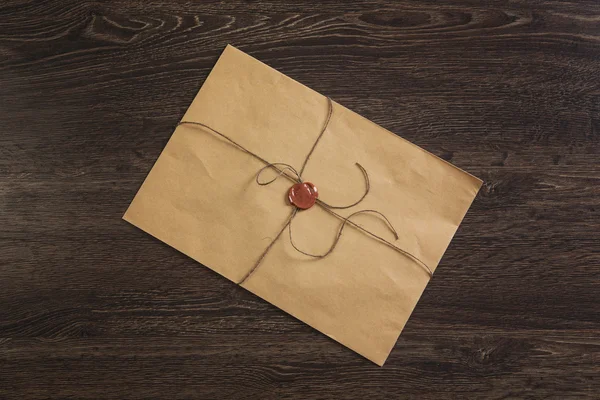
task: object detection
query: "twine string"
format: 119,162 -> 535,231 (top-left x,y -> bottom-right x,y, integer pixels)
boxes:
177,97 -> 433,284
288,209 -> 399,258
298,97 -> 334,178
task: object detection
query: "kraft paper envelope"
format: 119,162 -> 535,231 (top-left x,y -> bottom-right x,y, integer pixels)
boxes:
123,44 -> 482,366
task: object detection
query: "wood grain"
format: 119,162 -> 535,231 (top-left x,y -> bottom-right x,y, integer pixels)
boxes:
0,0 -> 598,398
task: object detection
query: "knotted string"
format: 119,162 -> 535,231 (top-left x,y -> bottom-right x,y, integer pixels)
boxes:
177,97 -> 433,284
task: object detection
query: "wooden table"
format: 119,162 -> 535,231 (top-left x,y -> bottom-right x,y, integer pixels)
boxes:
1,1 -> 598,398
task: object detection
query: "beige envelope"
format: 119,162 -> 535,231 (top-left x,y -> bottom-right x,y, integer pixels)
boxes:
123,45 -> 482,366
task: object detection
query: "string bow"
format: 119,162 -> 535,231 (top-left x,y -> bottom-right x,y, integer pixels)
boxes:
178,97 -> 432,284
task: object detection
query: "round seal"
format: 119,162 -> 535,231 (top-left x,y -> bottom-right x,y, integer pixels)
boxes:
288,182 -> 318,209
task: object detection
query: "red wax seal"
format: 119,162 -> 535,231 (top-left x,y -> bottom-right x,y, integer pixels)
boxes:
288,182 -> 318,209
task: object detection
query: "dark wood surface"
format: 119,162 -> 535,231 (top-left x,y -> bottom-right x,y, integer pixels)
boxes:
1,1 -> 598,398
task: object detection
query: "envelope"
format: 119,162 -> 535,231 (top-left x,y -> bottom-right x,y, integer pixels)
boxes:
123,44 -> 482,366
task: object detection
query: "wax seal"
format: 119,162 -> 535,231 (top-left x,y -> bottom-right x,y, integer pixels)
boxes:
288,182 -> 318,209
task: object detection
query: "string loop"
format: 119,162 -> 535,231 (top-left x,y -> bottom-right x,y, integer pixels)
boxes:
256,163 -> 302,185
288,209 -> 400,258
